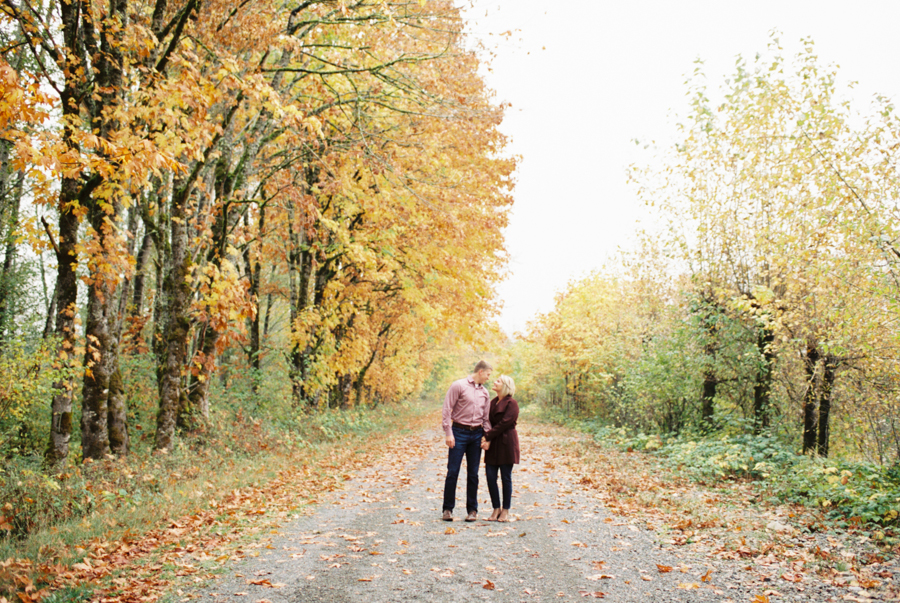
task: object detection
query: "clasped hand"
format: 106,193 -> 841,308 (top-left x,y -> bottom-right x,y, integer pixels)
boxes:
480,439 -> 490,450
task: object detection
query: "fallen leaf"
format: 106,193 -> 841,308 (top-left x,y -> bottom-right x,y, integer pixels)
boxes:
656,564 -> 673,573
445,527 -> 456,535
677,583 -> 700,589
484,580 -> 495,590
701,569 -> 713,582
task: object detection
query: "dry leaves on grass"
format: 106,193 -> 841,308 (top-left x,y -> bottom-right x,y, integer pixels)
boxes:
5,412 -> 437,603
530,422 -> 899,599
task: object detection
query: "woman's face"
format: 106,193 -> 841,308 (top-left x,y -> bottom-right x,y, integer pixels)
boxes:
492,379 -> 503,395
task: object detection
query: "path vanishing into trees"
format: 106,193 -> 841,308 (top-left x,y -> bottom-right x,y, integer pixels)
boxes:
188,422 -> 874,603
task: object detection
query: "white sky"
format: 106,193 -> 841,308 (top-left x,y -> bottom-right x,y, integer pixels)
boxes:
458,1 -> 900,335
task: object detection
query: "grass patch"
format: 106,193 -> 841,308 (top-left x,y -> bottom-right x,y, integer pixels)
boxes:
541,407 -> 900,533
0,399 -> 435,601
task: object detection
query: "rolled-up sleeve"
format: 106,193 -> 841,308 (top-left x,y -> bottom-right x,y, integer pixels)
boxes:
442,381 -> 462,436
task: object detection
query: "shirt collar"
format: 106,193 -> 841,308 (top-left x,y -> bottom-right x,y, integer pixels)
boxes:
467,376 -> 482,389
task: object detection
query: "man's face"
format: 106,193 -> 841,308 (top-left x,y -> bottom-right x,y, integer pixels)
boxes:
475,369 -> 492,385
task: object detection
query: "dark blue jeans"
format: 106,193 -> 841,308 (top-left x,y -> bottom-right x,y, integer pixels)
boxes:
442,425 -> 483,513
485,463 -> 513,509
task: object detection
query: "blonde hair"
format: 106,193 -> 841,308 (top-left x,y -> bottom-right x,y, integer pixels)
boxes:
497,374 -> 516,399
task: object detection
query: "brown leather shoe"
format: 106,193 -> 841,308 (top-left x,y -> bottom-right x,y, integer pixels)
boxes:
465,511 -> 477,522
442,510 -> 453,521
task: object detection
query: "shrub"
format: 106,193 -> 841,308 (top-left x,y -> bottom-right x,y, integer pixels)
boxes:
658,432 -> 799,480
0,337 -> 75,455
0,455 -> 92,538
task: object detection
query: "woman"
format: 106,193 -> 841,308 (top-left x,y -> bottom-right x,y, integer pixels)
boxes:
481,374 -> 520,522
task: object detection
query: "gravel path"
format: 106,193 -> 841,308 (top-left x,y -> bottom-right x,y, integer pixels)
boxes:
189,427 -> 873,602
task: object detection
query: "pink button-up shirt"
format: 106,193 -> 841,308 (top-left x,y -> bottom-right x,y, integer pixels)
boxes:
442,376 -> 491,436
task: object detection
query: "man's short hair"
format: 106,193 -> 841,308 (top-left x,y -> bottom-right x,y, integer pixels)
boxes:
473,360 -> 492,373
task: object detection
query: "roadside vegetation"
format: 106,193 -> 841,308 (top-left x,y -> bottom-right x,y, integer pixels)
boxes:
509,36 -> 900,541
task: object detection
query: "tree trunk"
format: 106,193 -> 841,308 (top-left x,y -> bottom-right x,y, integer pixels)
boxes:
131,232 -> 153,317
338,374 -> 353,410
698,300 -> 719,431
107,363 -> 128,454
0,157 -> 23,350
700,371 -> 717,429
802,341 -> 820,454
245,207 -> 264,396
184,322 -> 218,428
42,285 -> 57,340
287,199 -> 314,407
80,276 -> 113,460
45,0 -> 92,466
80,0 -> 129,462
753,323 -> 776,434
817,354 -> 837,457
182,160 -> 238,426
155,184 -> 192,451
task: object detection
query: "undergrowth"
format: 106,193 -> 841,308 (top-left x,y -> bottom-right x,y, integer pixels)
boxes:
540,407 -> 900,533
0,398 -> 430,573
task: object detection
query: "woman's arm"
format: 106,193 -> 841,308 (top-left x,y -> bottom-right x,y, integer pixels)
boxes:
484,399 -> 519,442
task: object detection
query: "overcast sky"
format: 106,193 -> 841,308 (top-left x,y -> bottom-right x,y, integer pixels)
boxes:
457,1 -> 900,335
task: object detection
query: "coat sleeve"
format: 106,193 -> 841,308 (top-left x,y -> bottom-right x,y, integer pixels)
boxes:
484,398 -> 519,442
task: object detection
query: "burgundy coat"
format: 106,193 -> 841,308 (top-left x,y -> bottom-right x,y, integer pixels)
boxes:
483,396 -> 520,466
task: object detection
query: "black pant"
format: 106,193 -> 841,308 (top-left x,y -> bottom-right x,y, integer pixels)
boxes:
443,425 -> 483,513
485,463 -> 513,509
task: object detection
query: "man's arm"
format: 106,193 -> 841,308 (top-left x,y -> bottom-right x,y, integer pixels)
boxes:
442,381 -> 461,447
481,392 -> 492,433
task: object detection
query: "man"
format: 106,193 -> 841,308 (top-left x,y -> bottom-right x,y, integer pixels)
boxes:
441,360 -> 492,522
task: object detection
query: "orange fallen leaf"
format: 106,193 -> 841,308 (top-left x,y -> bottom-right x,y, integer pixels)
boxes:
358,577 -> 373,582
677,583 -> 700,589
701,569 -> 713,582
483,579 -> 495,590
752,596 -> 770,603
656,564 -> 673,573
445,527 -> 456,534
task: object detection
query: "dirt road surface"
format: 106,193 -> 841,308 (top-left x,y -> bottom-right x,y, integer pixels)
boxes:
190,425 -> 859,602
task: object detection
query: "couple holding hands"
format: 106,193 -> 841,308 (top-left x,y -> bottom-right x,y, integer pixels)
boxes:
441,360 -> 520,523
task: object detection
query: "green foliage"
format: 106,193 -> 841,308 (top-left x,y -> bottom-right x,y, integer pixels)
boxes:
0,336 -> 75,455
657,433 -> 798,480
557,410 -> 900,528
769,460 -> 900,526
